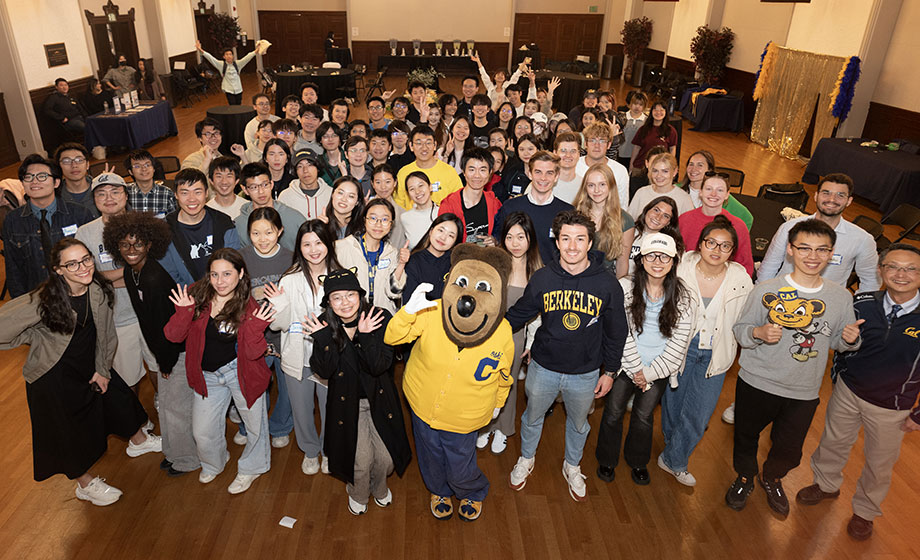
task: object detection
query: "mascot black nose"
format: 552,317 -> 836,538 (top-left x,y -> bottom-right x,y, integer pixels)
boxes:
456,295 -> 476,317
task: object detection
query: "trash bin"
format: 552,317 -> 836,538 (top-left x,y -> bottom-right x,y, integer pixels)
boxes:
630,60 -> 646,87
602,55 -> 614,79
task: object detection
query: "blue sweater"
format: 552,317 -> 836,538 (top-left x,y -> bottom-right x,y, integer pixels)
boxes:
833,291 -> 920,423
493,195 -> 573,266
403,248 -> 452,305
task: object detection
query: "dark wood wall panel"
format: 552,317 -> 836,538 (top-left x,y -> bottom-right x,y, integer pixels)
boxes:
513,13 -> 604,64
351,41 -> 509,76
0,93 -> 19,166
862,102 -> 920,144
664,56 -> 694,76
168,51 -> 199,73
257,11 -> 348,69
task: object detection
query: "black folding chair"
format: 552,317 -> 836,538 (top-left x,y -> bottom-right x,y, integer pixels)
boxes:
853,214 -> 891,254
715,166 -> 745,193
756,182 -> 809,212
882,203 -> 920,242
364,67 -> 387,105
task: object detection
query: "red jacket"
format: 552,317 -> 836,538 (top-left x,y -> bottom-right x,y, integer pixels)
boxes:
164,297 -> 272,407
438,189 -> 502,242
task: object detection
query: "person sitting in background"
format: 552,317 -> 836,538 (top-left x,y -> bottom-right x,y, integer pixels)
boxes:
81,78 -> 113,115
125,149 -> 177,218
55,143 -> 98,218
244,93 -> 280,150
181,118 -> 226,174
136,59 -> 166,101
205,156 -> 247,221
43,78 -> 86,133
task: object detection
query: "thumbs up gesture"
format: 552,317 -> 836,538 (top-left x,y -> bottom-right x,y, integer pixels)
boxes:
842,318 -> 865,344
753,322 -> 783,344
398,240 -> 411,265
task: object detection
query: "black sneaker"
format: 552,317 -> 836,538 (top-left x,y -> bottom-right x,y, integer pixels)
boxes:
758,475 -> 790,517
725,476 -> 755,511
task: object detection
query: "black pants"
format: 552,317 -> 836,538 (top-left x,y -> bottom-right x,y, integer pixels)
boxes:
225,92 -> 242,105
732,377 -> 820,480
63,116 -> 85,133
596,373 -> 667,469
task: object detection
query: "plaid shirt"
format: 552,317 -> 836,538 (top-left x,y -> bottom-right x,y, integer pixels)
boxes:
127,182 -> 177,217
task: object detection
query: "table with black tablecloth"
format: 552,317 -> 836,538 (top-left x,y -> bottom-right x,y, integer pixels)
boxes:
376,55 -> 477,77
803,137 -> 920,218
83,101 -> 178,150
206,105 -> 256,155
326,47 -> 352,67
688,94 -> 744,133
274,68 -> 356,114
517,71 -> 600,116
735,193 -> 788,262
512,48 -> 541,70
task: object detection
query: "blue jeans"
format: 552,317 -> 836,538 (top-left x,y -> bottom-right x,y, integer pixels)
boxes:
410,411 -> 489,501
238,355 -> 293,438
660,336 -> 722,472
520,360 -> 598,466
193,360 -> 271,477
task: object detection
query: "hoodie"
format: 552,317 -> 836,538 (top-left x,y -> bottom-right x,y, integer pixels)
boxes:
505,252 -> 628,374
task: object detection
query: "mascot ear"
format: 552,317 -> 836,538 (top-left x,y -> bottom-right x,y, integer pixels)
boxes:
762,293 -> 779,307
809,299 -> 826,316
318,274 -> 327,284
349,266 -> 359,275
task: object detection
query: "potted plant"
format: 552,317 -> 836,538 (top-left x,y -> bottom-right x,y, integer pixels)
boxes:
621,16 -> 652,83
690,25 -> 735,86
208,12 -> 241,51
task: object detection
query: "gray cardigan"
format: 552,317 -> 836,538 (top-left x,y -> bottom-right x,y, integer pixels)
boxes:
0,282 -> 116,383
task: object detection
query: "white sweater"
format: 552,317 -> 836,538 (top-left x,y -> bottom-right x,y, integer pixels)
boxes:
278,179 -> 332,221
268,270 -> 324,381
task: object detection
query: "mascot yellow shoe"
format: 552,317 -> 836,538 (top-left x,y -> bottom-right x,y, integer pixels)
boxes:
385,244 -> 515,521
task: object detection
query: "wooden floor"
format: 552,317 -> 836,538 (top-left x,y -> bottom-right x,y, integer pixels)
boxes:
0,76 -> 918,560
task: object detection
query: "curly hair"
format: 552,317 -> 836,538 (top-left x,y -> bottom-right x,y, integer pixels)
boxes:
102,212 -> 172,265
37,238 -> 114,334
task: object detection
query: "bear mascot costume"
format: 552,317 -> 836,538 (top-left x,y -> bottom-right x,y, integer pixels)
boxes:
384,243 -> 515,522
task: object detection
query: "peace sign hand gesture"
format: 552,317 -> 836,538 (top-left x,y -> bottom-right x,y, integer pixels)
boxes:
357,308 -> 386,333
169,284 -> 194,307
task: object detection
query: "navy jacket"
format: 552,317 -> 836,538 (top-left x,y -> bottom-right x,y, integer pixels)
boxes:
505,252 -> 628,374
1,198 -> 94,297
493,194 -> 573,265
402,248 -> 452,305
833,291 -> 920,423
159,207 -> 240,285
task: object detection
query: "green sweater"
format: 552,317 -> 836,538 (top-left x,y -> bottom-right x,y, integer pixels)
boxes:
724,194 -> 753,230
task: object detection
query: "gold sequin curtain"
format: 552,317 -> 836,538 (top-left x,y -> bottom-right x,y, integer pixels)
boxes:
750,47 -> 846,159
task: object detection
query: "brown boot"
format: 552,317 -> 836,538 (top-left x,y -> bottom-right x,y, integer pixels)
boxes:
847,514 -> 873,540
795,483 -> 840,505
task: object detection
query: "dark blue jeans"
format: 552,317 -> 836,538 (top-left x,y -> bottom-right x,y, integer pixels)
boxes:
410,410 -> 489,502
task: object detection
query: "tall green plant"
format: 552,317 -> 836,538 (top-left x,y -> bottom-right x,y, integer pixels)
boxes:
690,25 -> 735,85
621,17 -> 653,61
208,13 -> 241,51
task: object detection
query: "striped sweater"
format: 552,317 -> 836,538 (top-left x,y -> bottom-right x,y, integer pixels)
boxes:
618,277 -> 698,388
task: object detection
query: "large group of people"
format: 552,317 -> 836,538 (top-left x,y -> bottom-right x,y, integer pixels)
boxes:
2,59 -> 918,541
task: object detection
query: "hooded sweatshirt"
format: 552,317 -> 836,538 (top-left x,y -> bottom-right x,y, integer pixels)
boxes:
505,252 -> 628,374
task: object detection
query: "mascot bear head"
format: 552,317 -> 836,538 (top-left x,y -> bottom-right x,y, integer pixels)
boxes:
441,243 -> 512,348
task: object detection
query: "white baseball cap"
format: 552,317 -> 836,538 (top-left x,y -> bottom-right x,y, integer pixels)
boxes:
639,232 -> 678,257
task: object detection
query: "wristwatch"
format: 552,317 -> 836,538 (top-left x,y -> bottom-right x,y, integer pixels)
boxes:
603,371 -> 616,379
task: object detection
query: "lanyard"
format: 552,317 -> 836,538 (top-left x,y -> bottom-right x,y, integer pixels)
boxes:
358,235 -> 383,302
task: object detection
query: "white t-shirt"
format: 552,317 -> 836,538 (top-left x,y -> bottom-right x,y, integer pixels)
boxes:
552,172 -> 583,205
401,204 -> 439,249
575,156 -> 629,211
627,184 -> 694,221
207,195 -> 248,221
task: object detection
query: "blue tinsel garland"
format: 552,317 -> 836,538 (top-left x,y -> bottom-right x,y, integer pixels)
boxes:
831,56 -> 861,121
752,41 -> 771,93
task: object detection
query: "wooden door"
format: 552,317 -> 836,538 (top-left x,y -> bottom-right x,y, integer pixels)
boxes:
512,13 -> 603,64
257,11 -> 348,69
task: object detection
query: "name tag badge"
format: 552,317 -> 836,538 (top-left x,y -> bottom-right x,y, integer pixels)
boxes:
378,258 -> 391,269
511,185 -> 522,194
137,290 -> 143,302
431,181 -> 440,192
830,254 -> 842,265
548,228 -> 555,239
206,234 -> 213,245
155,212 -> 166,219
290,321 -> 303,334
99,250 -> 113,264
62,224 -> 78,236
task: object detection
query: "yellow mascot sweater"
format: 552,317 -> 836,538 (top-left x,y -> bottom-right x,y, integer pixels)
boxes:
385,302 -> 514,433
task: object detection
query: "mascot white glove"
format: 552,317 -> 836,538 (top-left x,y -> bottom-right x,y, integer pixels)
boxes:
405,283 -> 438,315
492,407 -> 501,419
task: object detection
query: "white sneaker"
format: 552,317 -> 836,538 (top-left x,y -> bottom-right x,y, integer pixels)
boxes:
518,369 -> 527,381
657,454 -> 697,487
271,435 -> 290,448
302,455 -> 320,475
126,433 -> 162,457
228,473 -> 260,494
153,392 -> 159,414
510,456 -> 535,490
626,394 -> 635,412
228,406 -> 242,424
374,488 -> 393,507
321,455 -> 330,474
490,431 -> 508,454
722,402 -> 736,424
144,419 -> 154,434
476,431 -> 491,450
233,431 -> 248,445
199,471 -> 217,484
562,461 -> 588,502
75,477 -> 122,506
348,495 -> 367,515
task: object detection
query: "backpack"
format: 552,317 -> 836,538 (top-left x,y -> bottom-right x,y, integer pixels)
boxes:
221,60 -> 239,77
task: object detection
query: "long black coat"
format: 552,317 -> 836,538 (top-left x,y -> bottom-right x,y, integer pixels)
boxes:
310,309 -> 411,484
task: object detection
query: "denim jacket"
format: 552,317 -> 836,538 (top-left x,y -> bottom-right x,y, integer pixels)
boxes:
1,198 -> 94,297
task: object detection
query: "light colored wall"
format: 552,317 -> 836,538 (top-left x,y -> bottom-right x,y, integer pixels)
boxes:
517,0 -> 603,13
160,0 -> 197,57
720,0 -> 793,72
349,0 -> 509,42
258,0 -> 346,9
235,0 -> 255,36
641,1 -> 675,53
872,0 -> 919,111
605,0 -> 628,44
665,0 -> 712,62
8,0 -> 95,89
785,0 -> 872,58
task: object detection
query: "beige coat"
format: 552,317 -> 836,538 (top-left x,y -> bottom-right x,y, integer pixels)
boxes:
335,235 -> 406,314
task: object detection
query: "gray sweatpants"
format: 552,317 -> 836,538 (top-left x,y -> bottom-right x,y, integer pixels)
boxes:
286,367 -> 328,459
160,353 -> 200,472
347,399 -> 394,505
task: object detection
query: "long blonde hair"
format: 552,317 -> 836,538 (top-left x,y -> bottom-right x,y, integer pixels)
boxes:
573,163 -> 624,261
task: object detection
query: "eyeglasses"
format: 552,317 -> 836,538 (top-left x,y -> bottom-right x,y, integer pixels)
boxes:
704,171 -> 730,179
22,172 -> 52,182
413,139 -> 434,147
587,138 -> 608,145
118,240 -> 148,251
881,263 -> 920,275
393,104 -> 408,110
557,148 -> 579,155
60,157 -> 87,166
702,237 -> 735,253
818,190 -> 850,200
368,104 -> 384,111
322,133 -> 340,140
276,130 -> 294,137
328,292 -> 357,305
391,131 -> 406,137
348,147 -> 367,154
94,187 -> 125,199
643,253 -> 673,263
365,215 -> 391,225
201,131 -> 221,138
255,101 -> 271,107
131,162 -> 152,170
247,181 -> 273,192
60,254 -> 95,272
790,244 -> 833,257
